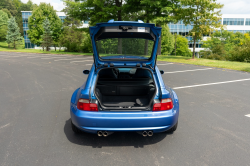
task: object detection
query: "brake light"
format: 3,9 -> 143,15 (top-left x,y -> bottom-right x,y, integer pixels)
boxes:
153,98 -> 173,111
77,99 -> 98,111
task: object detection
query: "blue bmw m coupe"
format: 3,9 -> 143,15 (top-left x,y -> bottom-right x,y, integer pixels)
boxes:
70,20 -> 179,137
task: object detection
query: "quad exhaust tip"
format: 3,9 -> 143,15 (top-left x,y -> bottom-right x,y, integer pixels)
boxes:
140,131 -> 154,137
97,131 -> 103,137
148,131 -> 153,136
103,131 -> 108,137
98,131 -> 153,137
142,131 -> 148,137
97,131 -> 114,137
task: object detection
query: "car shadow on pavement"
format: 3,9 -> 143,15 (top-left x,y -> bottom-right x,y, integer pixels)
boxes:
64,119 -> 171,148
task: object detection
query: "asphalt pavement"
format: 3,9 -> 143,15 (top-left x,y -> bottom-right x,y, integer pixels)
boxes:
0,51 -> 250,166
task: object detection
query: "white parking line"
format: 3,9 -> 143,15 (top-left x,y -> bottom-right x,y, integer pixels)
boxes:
245,114 -> 250,117
41,56 -> 71,59
54,57 -> 92,61
70,60 -> 93,63
0,56 -> 23,58
0,55 -> 31,57
165,68 -> 213,74
0,123 -> 10,129
27,56 -> 53,58
157,63 -> 173,65
173,78 -> 250,89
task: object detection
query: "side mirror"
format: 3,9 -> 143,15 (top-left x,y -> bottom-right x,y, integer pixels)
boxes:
160,70 -> 164,74
83,70 -> 90,75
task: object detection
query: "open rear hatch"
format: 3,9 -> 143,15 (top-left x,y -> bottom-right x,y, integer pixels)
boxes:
89,20 -> 162,69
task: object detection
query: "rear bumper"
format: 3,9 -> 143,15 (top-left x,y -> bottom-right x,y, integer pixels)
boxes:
70,103 -> 179,134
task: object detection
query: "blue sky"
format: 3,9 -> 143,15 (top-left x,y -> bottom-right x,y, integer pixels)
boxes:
21,0 -> 250,14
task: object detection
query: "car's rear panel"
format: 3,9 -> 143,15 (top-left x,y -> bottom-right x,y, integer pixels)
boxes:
70,103 -> 179,134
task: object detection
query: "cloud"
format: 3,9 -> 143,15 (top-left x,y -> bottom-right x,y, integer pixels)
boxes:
21,0 -> 66,11
217,0 -> 250,14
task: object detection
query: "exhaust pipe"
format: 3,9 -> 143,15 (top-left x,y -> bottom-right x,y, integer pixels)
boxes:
147,131 -> 153,136
98,131 -> 114,137
103,131 -> 114,137
97,131 -> 103,136
142,131 -> 148,137
103,131 -> 108,137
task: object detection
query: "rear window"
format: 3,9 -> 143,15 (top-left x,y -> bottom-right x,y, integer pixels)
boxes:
96,38 -> 154,60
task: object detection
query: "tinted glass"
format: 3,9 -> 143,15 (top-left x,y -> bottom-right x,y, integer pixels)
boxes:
96,38 -> 154,60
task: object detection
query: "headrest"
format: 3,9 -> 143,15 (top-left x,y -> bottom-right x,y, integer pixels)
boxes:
98,68 -> 117,79
133,69 -> 152,78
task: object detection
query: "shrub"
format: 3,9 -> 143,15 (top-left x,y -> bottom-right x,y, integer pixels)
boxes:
81,32 -> 92,53
229,42 -> 250,62
59,26 -> 84,52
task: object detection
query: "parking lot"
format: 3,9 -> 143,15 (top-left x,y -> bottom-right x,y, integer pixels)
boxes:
0,51 -> 250,166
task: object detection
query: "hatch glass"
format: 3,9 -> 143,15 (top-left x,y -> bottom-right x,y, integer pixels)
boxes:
96,38 -> 154,60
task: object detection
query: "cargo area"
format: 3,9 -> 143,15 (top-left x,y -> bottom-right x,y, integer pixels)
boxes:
94,68 -> 156,109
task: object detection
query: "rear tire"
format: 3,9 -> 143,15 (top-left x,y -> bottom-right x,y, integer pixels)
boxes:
166,121 -> 178,133
71,120 -> 81,134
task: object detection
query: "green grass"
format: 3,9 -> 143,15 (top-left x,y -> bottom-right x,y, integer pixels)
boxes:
1,41 -> 250,72
0,41 -> 92,56
158,55 -> 250,73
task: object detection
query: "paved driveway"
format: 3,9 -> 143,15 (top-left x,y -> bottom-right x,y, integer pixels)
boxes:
0,52 -> 250,166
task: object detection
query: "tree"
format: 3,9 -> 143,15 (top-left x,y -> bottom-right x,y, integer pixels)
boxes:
0,10 -> 9,41
64,0 -> 125,26
65,0 -> 180,55
58,17 -> 85,52
123,0 -> 180,55
161,24 -> 174,55
201,30 -> 248,60
65,0 -> 129,54
173,35 -> 192,56
0,0 -> 18,16
12,0 -> 22,10
41,18 -> 53,51
6,17 -> 23,49
16,0 -> 37,36
229,33 -> 250,62
176,0 -> 224,59
1,9 -> 11,18
59,27 -> 84,52
27,3 -> 62,46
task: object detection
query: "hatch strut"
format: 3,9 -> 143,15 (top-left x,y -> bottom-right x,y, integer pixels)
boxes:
147,54 -> 157,72
154,54 -> 157,71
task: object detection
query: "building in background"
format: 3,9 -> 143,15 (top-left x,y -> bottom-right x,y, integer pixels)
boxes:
168,14 -> 250,54
21,11 -> 89,49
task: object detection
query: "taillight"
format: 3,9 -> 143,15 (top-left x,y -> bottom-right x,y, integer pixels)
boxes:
77,99 -> 98,111
153,98 -> 173,111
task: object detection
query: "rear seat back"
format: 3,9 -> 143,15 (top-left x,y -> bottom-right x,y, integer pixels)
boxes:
96,79 -> 155,96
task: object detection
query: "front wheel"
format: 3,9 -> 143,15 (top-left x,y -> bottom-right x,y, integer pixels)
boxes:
166,121 -> 178,133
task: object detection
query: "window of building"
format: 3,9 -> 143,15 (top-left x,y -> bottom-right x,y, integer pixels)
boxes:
223,18 -> 244,25
246,18 -> 250,25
